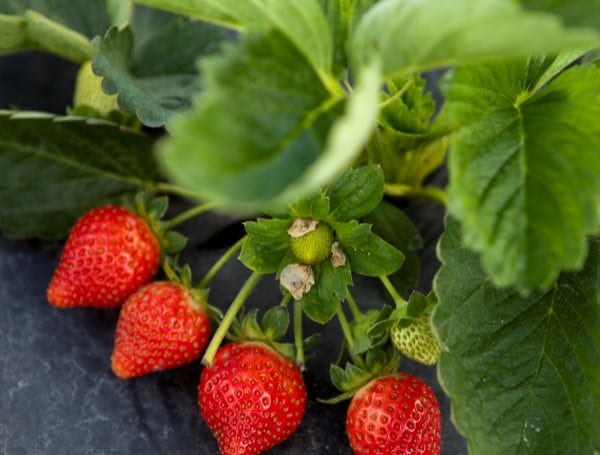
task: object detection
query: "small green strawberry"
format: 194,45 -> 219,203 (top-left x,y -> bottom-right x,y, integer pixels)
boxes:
289,219 -> 334,265
111,280 -> 210,378
46,205 -> 161,308
390,314 -> 442,365
198,341 -> 307,455
346,373 -> 441,455
73,60 -> 119,116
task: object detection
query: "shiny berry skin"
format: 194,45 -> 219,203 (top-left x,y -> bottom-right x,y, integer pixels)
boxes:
198,341 -> 307,455
346,374 -> 441,455
111,281 -> 210,378
289,222 -> 334,265
47,205 -> 160,308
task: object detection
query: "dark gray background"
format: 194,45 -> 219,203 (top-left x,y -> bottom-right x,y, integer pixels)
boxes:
0,52 -> 468,454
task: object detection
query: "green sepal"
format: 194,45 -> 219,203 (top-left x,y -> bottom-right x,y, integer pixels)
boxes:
335,222 -> 405,276
363,304 -> 396,346
260,306 -> 290,342
326,164 -> 385,222
350,309 -> 381,355
240,218 -> 292,273
299,260 -> 352,324
329,362 -> 372,394
241,309 -> 265,341
128,191 -> 187,255
240,307 -> 290,344
332,220 -> 371,245
148,195 -> 169,219
322,346 -> 401,404
364,345 -> 401,377
300,287 -> 340,325
290,191 -> 331,220
364,201 -> 423,297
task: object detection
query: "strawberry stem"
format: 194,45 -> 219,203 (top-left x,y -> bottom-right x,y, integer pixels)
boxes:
279,292 -> 292,307
379,275 -> 408,313
201,271 -> 263,366
154,182 -> 206,200
198,236 -> 246,289
294,300 -> 305,370
336,306 -> 366,370
345,291 -> 363,320
163,201 -> 219,230
384,183 -> 448,206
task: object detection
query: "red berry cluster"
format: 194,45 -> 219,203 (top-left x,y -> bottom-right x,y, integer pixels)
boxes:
46,204 -> 441,455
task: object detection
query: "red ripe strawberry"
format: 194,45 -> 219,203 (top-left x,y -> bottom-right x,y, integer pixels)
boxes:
346,373 -> 441,455
111,281 -> 210,378
198,341 -> 307,455
47,205 -> 160,308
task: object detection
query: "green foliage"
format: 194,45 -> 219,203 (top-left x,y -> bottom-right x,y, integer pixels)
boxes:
520,0 -> 600,28
134,0 -> 334,76
434,218 -> 600,454
0,112 -> 159,240
240,165 -> 402,324
159,27 -> 380,211
0,0 -> 109,61
363,202 -> 422,297
443,57 -> 600,291
326,165 -> 384,222
351,0 -> 599,77
93,9 -> 231,127
240,218 -> 292,273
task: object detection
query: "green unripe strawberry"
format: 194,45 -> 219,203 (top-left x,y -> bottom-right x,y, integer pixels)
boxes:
73,60 -> 118,115
289,221 -> 334,265
390,314 -> 442,365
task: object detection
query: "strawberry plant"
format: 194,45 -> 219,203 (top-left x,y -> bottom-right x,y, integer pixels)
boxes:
1,1 -> 599,454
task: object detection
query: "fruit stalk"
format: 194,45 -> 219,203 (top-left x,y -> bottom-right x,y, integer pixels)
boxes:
198,236 -> 246,289
162,201 -> 219,230
379,274 -> 408,312
201,271 -> 263,366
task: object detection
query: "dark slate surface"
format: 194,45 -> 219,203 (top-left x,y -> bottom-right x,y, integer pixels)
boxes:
0,52 -> 468,454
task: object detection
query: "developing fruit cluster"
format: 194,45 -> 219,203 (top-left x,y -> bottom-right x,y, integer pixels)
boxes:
45,169 -> 443,455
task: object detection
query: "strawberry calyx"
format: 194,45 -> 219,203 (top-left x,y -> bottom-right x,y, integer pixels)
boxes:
161,257 -> 223,323
127,192 -> 188,257
322,344 -> 401,404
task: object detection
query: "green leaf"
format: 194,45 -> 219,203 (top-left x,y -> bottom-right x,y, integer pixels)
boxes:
159,30 -> 381,211
93,11 -> 231,127
317,0 -> 381,76
300,261 -> 351,324
379,75 -> 436,134
433,217 -> 600,454
0,112 -> 159,240
520,0 -> 600,29
336,223 -> 404,276
134,0 -> 334,77
106,0 -> 133,26
0,1 -> 110,60
351,0 -> 600,77
326,164 -> 384,222
363,201 -> 423,296
0,0 -> 111,39
443,59 -> 600,291
239,218 -> 292,273
364,201 -> 422,251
